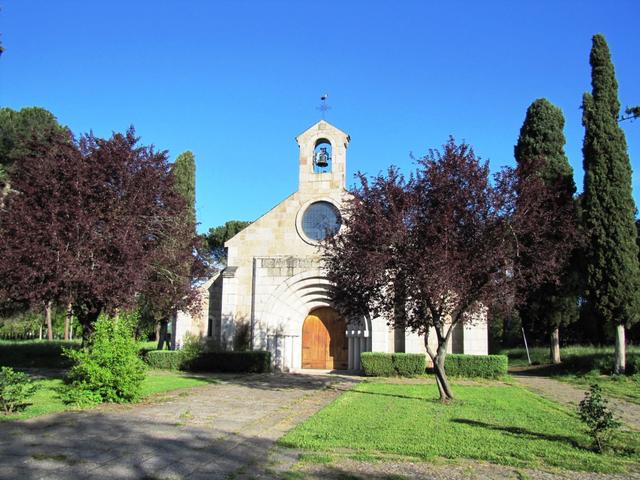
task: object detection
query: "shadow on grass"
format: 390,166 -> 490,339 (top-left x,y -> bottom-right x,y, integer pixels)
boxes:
450,418 -> 585,450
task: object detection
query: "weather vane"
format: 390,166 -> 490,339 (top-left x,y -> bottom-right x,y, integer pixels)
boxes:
317,94 -> 331,119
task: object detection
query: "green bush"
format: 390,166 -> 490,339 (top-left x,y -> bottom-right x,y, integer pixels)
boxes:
63,313 -> 147,405
145,350 -> 184,370
0,367 -> 40,414
188,351 -> 271,373
361,352 -> 426,377
361,352 -> 396,377
444,354 -> 508,379
392,353 -> 426,376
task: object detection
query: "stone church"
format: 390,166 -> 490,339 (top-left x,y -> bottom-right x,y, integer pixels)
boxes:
174,120 -> 488,371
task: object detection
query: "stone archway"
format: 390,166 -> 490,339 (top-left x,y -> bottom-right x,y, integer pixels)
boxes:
301,307 -> 348,369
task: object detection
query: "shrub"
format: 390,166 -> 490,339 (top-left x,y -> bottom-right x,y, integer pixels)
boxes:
578,384 -> 621,452
0,367 -> 40,414
392,353 -> 426,376
63,313 -> 147,405
361,352 -> 426,377
188,351 -> 271,373
444,354 -> 508,379
361,353 -> 396,377
145,350 -> 184,370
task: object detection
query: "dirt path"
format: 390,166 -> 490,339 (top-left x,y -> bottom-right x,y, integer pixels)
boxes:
511,370 -> 640,431
0,373 -> 360,480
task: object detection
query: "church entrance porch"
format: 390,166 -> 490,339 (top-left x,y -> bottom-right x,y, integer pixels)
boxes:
301,307 -> 348,369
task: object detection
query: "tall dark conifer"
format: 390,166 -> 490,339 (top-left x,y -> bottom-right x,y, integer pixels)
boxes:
171,151 -> 196,228
515,98 -> 579,364
582,34 -> 640,373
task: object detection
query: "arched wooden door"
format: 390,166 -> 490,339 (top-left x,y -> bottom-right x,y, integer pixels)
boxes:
301,307 -> 348,369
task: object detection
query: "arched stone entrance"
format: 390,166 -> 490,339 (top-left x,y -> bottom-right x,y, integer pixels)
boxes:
301,307 -> 348,369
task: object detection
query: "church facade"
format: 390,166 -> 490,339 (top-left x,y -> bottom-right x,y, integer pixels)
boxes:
175,120 -> 488,371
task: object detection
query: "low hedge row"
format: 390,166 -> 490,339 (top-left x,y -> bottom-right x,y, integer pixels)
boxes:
361,352 -> 426,377
145,350 -> 184,370
444,354 -> 508,379
143,349 -> 271,373
361,352 -> 508,379
189,351 -> 271,373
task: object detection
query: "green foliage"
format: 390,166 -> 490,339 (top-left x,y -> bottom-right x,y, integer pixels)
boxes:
205,220 -> 252,264
179,332 -> 205,368
0,367 -> 40,414
188,351 -> 271,373
144,350 -> 184,370
360,352 -> 426,377
280,382 -> 639,473
582,34 -> 640,332
63,313 -> 147,405
171,151 -> 196,226
0,106 -> 65,179
444,354 -> 508,379
0,340 -> 79,368
578,384 -> 622,452
361,353 -> 397,377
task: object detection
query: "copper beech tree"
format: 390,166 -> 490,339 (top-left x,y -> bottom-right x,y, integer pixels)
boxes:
323,139 -> 577,401
0,127 -> 207,342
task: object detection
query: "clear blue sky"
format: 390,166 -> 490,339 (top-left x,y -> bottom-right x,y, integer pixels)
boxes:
1,1 -> 639,233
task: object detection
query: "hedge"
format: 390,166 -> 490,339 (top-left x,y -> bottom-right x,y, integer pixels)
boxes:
187,351 -> 271,373
0,340 -> 79,368
145,350 -> 184,370
361,352 -> 426,377
144,350 -> 272,373
444,354 -> 508,379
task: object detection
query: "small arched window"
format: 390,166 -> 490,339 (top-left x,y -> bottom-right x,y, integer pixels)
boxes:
313,139 -> 332,173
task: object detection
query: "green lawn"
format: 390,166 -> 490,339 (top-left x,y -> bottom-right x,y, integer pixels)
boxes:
501,344 -> 640,369
279,382 -> 640,473
1,369 -> 214,421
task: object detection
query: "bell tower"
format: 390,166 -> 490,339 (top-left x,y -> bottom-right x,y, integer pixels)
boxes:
296,120 -> 350,193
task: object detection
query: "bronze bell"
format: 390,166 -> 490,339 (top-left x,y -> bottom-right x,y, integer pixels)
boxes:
315,147 -> 329,168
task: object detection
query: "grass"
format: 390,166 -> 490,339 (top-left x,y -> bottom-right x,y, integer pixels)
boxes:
501,345 -> 640,404
501,344 -> 640,369
1,369 -> 214,421
279,382 -> 640,473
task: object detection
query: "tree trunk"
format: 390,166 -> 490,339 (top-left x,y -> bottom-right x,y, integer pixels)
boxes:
78,308 -> 101,348
45,301 -> 53,341
550,328 -> 561,364
155,322 -> 161,343
38,324 -> 43,340
433,351 -> 454,401
64,303 -> 72,341
614,324 -> 626,374
157,319 -> 168,350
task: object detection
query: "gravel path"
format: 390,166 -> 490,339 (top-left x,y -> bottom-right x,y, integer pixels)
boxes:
0,373 -> 359,480
511,370 -> 640,431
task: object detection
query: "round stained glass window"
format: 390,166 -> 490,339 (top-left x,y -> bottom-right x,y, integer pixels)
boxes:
301,201 -> 342,241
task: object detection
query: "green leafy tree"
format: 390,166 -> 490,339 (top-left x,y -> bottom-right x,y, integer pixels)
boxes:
0,367 -> 40,414
514,98 -> 580,363
581,34 -> 640,374
205,220 -> 252,265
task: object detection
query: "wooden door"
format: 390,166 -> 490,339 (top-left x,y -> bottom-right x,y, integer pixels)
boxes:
301,307 -> 348,369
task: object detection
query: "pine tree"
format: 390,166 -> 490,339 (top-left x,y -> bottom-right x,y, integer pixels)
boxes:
582,34 -> 640,373
515,98 -> 579,364
171,151 -> 196,228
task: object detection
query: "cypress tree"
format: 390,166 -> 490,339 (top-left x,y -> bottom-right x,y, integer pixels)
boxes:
515,98 -> 579,363
171,150 -> 196,228
582,34 -> 640,373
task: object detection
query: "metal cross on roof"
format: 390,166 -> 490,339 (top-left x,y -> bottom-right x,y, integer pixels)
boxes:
316,94 -> 331,119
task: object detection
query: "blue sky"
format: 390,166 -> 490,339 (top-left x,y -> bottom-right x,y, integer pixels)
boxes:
1,1 -> 639,233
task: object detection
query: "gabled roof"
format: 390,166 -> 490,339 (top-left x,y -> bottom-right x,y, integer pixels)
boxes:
295,120 -> 350,145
